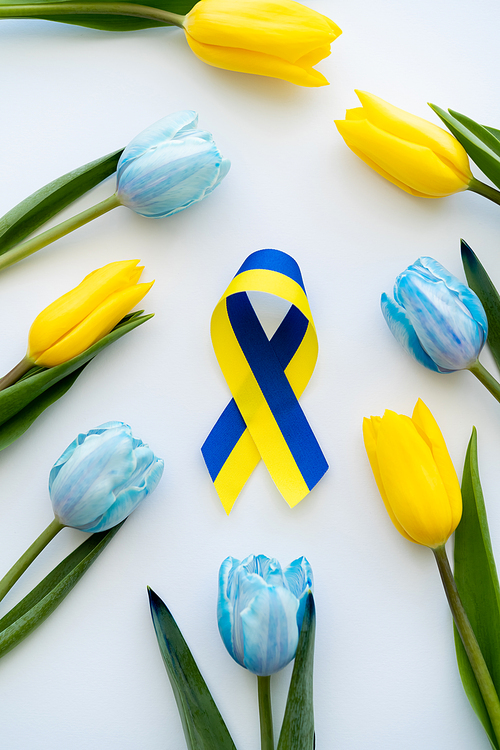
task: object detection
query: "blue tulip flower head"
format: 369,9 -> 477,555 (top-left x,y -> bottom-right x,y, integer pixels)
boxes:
217,554 -> 313,676
116,110 -> 230,218
49,422 -> 164,532
381,256 -> 488,372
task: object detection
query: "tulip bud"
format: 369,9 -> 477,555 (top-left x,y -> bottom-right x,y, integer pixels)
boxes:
217,554 -> 313,676
363,400 -> 462,548
27,259 -> 153,367
335,91 -> 473,197
182,0 -> 341,87
49,422 -> 164,532
116,110 -> 230,218
381,256 -> 487,372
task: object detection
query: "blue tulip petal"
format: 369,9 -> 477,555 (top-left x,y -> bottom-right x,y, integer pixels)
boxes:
116,111 -> 199,179
241,586 -> 299,676
51,432 -> 137,527
396,270 -> 484,370
381,293 -> 441,372
82,457 -> 164,533
218,557 -> 239,663
118,140 -> 228,218
417,256 -> 488,339
49,423 -> 163,531
116,111 -> 230,219
49,422 -> 130,490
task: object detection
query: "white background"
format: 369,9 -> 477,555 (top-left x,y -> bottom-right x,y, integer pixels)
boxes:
1,1 -> 500,747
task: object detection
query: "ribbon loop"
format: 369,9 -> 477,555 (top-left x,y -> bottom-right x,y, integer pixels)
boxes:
202,249 -> 328,513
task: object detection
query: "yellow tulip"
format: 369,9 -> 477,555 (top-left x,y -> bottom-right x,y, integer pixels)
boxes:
335,91 -> 473,197
363,399 -> 462,548
182,0 -> 341,87
28,260 -> 153,367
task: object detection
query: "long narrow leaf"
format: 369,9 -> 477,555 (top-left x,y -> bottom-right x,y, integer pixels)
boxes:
454,429 -> 500,749
0,363 -> 88,451
0,0 -> 197,31
0,149 -> 122,255
277,592 -> 316,750
461,240 -> 500,371
0,522 -> 123,658
429,104 -> 500,190
148,588 -> 237,750
0,312 -> 153,428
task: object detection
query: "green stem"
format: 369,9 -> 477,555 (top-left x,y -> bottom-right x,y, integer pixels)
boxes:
257,675 -> 274,750
0,193 -> 120,271
0,518 -> 64,604
469,360 -> 500,404
0,2 -> 185,25
0,356 -> 33,391
468,177 -> 500,207
433,545 -> 500,745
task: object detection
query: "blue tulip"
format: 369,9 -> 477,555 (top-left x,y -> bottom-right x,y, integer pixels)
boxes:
116,110 -> 230,218
381,256 -> 488,372
217,554 -> 313,676
49,422 -> 164,532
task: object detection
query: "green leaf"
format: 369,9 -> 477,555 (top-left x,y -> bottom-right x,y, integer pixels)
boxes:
148,588 -> 237,750
454,429 -> 500,749
0,363 -> 88,451
0,149 -> 122,256
0,0 -> 197,31
0,312 -> 153,428
429,104 -> 500,190
277,592 -> 316,750
0,522 -> 123,658
461,239 -> 500,372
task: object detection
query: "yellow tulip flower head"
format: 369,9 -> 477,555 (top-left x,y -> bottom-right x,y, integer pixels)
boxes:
182,0 -> 341,87
363,399 -> 462,548
335,91 -> 473,197
28,260 -> 153,367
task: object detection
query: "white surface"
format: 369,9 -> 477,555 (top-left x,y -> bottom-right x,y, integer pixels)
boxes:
0,2 -> 500,747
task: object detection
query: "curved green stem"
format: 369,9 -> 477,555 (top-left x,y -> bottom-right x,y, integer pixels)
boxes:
468,177 -> 500,207
433,545 -> 500,745
0,356 -> 33,391
469,360 -> 500,404
0,2 -> 185,26
0,193 -> 120,271
0,518 -> 64,604
257,675 -> 274,750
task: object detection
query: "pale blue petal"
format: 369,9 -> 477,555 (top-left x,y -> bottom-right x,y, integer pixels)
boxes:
51,433 -> 136,527
49,423 -> 163,531
116,111 -> 198,179
396,269 -> 484,370
241,587 -> 299,676
418,256 -> 488,339
116,111 -> 230,219
218,557 -> 238,663
82,457 -> 164,533
381,293 -> 441,372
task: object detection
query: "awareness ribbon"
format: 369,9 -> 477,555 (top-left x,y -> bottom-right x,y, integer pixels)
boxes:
202,249 -> 328,514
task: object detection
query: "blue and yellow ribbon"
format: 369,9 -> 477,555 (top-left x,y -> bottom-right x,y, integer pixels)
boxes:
202,249 -> 328,514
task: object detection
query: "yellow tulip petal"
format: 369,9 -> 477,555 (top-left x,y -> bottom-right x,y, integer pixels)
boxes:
28,260 -> 142,359
377,410 -> 455,547
335,118 -> 470,197
184,0 -> 339,64
337,140 -> 432,197
185,34 -> 329,86
345,107 -> 365,121
355,91 -> 472,182
296,44 -> 332,68
411,399 -> 462,532
363,416 -> 414,542
35,281 -> 153,367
